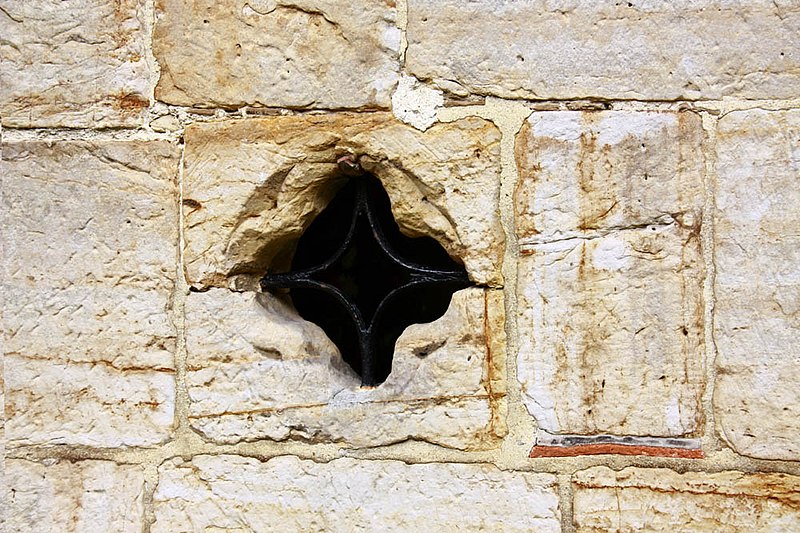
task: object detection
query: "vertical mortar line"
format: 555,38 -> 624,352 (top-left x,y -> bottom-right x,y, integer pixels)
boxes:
143,0 -> 161,130
396,0 -> 408,67
173,142 -> 191,439
699,111 -> 720,454
558,472 -> 575,533
487,100 -> 540,468
140,461 -> 159,533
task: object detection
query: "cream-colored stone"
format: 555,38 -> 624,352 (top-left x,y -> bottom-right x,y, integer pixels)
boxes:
515,110 -> 705,243
407,1 -> 800,101
5,355 -> 174,447
182,113 -> 504,288
714,109 -> 800,460
0,0 -> 151,128
6,459 -> 145,533
517,224 -> 704,436
150,114 -> 181,132
153,0 -> 400,109
185,287 -> 505,448
153,455 -> 560,532
1,140 -> 179,446
573,466 -> 800,532
391,75 -> 443,131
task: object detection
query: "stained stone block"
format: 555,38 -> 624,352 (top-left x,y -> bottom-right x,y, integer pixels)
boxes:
6,459 -> 145,533
514,110 -> 705,244
1,140 -> 179,447
0,0 -> 151,128
407,1 -> 800,101
516,225 -> 705,437
714,109 -> 800,460
182,113 -> 504,288
153,455 -> 560,532
184,287 -> 506,449
573,467 -> 800,531
153,0 -> 400,109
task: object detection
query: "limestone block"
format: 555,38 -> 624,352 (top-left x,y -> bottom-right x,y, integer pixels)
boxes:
1,140 -> 179,446
6,459 -> 145,533
517,225 -> 705,436
182,113 -> 504,288
153,0 -> 400,109
407,1 -> 800,101
515,110 -> 705,243
714,109 -> 800,460
185,287 -> 505,449
153,455 -> 560,532
0,0 -> 151,128
573,466 -> 800,531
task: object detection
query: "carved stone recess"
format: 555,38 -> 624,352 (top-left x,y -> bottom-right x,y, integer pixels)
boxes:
181,112 -> 507,449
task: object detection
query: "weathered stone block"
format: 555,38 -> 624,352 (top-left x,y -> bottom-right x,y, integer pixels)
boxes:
153,455 -> 560,532
0,0 -> 151,128
714,109 -> 800,460
515,110 -> 705,243
185,287 -> 505,449
182,113 -> 504,288
517,225 -> 705,437
6,459 -> 145,533
153,0 -> 400,109
1,140 -> 179,446
406,1 -> 800,101
573,467 -> 800,531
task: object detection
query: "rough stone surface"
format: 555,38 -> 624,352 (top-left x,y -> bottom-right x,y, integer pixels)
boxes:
153,455 -> 560,532
515,110 -> 705,244
185,287 -> 505,448
407,1 -> 800,101
391,75 -> 443,131
517,225 -> 705,437
0,0 -> 151,128
573,466 -> 800,531
514,110 -> 706,437
1,141 -> 179,446
714,109 -> 800,461
6,459 -> 146,533
182,113 -> 504,288
153,0 -> 400,109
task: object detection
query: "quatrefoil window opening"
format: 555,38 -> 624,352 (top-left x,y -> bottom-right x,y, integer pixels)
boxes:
260,157 -> 473,386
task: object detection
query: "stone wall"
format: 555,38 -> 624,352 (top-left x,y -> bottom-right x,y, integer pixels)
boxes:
2,1 -> 799,531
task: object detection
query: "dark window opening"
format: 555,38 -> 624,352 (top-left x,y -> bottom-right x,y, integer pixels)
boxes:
261,170 -> 472,386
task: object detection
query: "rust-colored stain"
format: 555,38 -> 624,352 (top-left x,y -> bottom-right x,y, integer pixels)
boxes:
114,93 -> 149,110
529,443 -> 704,458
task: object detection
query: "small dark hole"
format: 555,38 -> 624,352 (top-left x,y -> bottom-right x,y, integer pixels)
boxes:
270,173 -> 471,385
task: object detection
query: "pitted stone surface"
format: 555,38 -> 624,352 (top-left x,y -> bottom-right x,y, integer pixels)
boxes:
152,455 -> 560,532
0,0 -> 151,128
515,110 -> 705,243
185,287 -> 505,449
182,113 -> 504,288
6,459 -> 145,533
573,467 -> 800,531
406,1 -> 800,101
1,140 -> 179,446
714,109 -> 800,460
153,0 -> 400,109
516,225 -> 705,437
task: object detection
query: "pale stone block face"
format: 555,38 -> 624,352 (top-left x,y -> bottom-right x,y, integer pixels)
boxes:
516,225 -> 705,437
1,141 -> 179,446
6,459 -> 145,533
714,109 -> 800,460
0,0 -> 151,128
153,455 -> 560,532
185,287 -> 505,449
515,111 -> 705,243
153,0 -> 400,109
406,1 -> 800,101
182,113 -> 504,288
514,110 -> 706,437
573,467 -> 800,531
